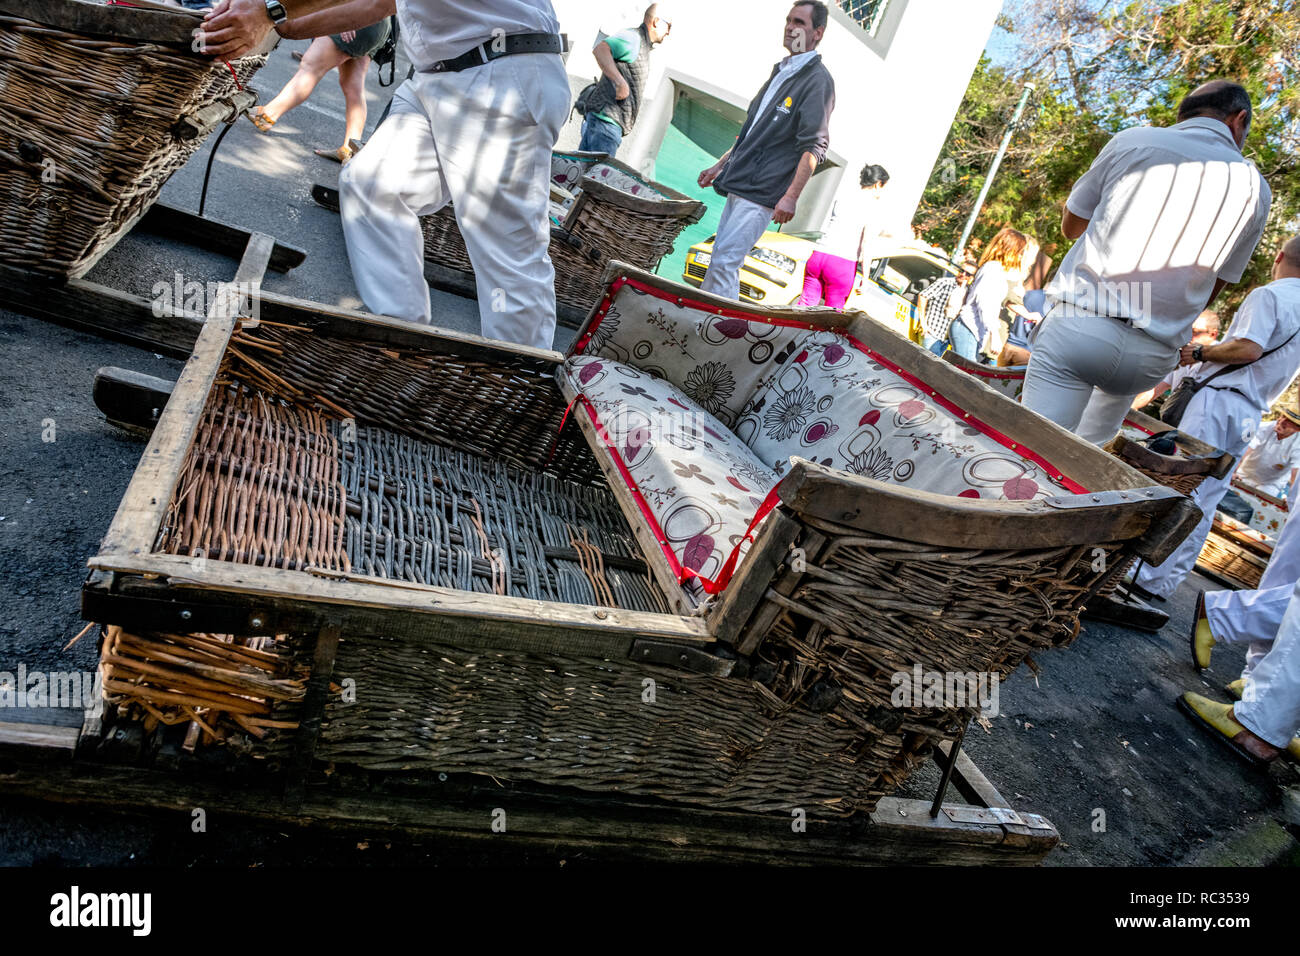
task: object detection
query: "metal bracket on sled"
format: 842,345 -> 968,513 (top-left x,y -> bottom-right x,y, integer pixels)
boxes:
629,639 -> 734,677
943,806 -> 1055,831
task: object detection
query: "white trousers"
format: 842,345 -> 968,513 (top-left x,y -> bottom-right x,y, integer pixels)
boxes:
700,195 -> 773,301
1132,387 -> 1259,599
1023,311 -> 1178,444
1203,471 -> 1300,678
339,54 -> 570,350
1233,577 -> 1300,748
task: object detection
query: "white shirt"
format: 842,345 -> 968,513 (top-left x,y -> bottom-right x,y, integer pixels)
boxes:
1185,278 -> 1300,413
816,188 -> 878,261
955,260 -> 1014,354
396,0 -> 560,72
1046,117 -> 1271,349
753,51 -> 821,121
1236,427 -> 1300,496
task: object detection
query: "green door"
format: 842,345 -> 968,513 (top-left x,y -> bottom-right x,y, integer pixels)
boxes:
651,91 -> 747,279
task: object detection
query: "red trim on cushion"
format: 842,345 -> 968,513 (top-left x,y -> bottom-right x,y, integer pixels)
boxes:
575,394 -> 775,596
843,339 -> 1089,495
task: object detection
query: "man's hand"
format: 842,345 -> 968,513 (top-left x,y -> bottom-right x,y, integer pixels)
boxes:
698,162 -> 723,189
198,0 -> 274,59
614,77 -> 631,101
1178,344 -> 1199,366
772,194 -> 797,224
340,29 -> 356,42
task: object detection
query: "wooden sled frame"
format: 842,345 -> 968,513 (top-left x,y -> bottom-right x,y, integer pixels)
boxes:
0,697 -> 1060,866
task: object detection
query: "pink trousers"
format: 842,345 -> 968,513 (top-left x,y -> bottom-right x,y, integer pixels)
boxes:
797,251 -> 856,309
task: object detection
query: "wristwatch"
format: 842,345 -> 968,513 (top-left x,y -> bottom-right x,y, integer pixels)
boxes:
1192,344 -> 1204,362
264,0 -> 288,25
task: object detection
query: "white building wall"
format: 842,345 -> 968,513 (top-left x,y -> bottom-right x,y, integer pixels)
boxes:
551,0 -> 1000,238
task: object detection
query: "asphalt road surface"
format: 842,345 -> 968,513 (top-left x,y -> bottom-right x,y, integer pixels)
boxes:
0,39 -> 1297,868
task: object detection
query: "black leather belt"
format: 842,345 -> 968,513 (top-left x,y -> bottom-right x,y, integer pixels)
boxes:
427,32 -> 563,74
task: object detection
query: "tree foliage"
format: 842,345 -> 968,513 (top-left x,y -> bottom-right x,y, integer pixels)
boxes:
918,0 -> 1300,316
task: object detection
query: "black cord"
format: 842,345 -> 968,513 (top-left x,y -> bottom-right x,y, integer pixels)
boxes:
198,120 -> 235,218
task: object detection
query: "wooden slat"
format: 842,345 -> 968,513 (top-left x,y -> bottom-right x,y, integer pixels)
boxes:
94,313 -> 236,559
775,460 -> 1197,558
0,0 -> 200,45
708,510 -> 801,646
139,206 -> 305,274
86,554 -> 711,655
93,366 -> 176,432
0,722 -> 80,751
284,625 -> 340,810
0,266 -> 206,358
934,741 -> 1009,809
94,232 -> 276,557
0,760 -> 1058,865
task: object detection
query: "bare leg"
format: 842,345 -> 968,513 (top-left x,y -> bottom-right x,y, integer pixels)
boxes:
262,36 -> 349,123
336,54 -> 371,147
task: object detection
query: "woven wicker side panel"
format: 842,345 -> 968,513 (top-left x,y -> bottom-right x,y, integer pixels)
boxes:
749,527 -> 1126,798
156,383 -> 350,572
292,636 -> 902,816
0,16 -> 265,278
222,323 -> 602,485
565,199 -> 689,274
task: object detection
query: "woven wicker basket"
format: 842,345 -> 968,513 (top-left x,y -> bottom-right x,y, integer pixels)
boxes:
421,152 -> 705,315
0,2 -> 272,280
86,270 -> 1197,818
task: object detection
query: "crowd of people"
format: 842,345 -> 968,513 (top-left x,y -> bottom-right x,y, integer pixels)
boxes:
193,0 -> 1300,771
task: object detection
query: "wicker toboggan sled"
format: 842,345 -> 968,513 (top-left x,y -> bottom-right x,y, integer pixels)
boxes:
81,264 -> 1199,826
0,0 -> 275,280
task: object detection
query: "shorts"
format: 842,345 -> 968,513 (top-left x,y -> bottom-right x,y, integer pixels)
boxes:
331,17 -> 392,59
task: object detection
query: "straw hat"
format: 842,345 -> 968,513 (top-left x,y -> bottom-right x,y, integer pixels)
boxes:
1278,405 -> 1300,427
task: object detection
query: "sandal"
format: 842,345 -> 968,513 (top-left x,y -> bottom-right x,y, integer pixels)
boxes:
247,107 -> 276,133
313,144 -> 354,164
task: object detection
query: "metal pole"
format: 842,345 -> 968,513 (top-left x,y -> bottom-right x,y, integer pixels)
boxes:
953,82 -> 1035,263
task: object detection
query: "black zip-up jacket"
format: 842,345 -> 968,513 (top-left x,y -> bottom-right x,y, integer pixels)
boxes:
713,54 -> 835,209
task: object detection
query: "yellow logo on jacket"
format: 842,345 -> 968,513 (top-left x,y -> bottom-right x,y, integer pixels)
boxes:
783,96 -> 793,107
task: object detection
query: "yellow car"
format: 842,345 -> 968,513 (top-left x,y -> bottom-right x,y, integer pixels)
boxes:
682,233 -> 961,343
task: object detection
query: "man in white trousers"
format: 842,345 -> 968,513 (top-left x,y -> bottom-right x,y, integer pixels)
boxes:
1022,81 -> 1271,445
199,0 -> 569,351
1128,237 -> 1300,602
696,2 -> 835,301
1180,573 -> 1300,767
1193,462 -> 1300,698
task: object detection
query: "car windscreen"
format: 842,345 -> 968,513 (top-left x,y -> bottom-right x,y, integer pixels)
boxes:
871,256 -> 953,302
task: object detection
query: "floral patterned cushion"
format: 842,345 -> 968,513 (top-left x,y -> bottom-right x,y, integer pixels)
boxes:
586,162 -> 666,200
576,279 -> 809,429
563,355 -> 780,595
1231,480 -> 1289,542
551,152 -> 601,191
735,331 -> 1079,502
